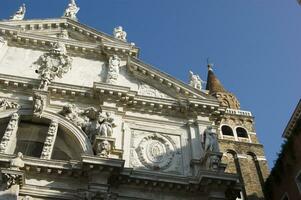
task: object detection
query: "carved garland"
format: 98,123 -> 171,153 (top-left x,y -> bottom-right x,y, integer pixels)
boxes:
41,121 -> 58,159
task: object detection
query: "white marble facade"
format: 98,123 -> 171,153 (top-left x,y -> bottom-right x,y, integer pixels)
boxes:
0,14 -> 241,200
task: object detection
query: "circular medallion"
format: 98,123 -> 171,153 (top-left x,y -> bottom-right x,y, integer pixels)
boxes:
136,133 -> 175,170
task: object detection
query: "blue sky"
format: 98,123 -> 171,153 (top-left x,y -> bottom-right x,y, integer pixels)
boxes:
1,0 -> 301,168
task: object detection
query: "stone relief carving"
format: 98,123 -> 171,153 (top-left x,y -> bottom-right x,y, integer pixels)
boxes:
106,55 -> 121,84
137,82 -> 169,99
189,70 -> 204,90
10,152 -> 24,171
60,104 -> 116,157
135,133 -> 178,171
113,26 -> 127,41
33,93 -> 47,117
10,4 -> 26,21
0,113 -> 19,153
41,121 -> 58,159
33,42 -> 72,91
63,0 -> 80,21
20,196 -> 33,200
0,98 -> 20,111
2,173 -> 23,189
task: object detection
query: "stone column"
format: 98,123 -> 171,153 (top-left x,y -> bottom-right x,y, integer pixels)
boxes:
40,121 -> 58,159
0,113 -> 20,154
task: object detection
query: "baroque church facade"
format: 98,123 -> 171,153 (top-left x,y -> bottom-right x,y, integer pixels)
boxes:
0,1 -> 269,200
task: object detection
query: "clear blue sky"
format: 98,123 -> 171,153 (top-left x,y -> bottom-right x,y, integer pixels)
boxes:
1,0 -> 301,168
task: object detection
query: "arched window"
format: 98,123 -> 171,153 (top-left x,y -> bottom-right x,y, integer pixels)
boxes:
236,127 -> 248,138
221,125 -> 234,136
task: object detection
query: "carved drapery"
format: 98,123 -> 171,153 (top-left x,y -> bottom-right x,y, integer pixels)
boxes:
33,42 -> 72,91
40,121 -> 58,159
189,70 -> 204,90
0,113 -> 20,154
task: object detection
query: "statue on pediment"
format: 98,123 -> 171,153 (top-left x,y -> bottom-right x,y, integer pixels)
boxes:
34,42 -> 72,90
189,70 -> 204,90
63,0 -> 80,21
10,4 -> 26,21
113,26 -> 127,41
33,93 -> 46,117
106,55 -> 121,84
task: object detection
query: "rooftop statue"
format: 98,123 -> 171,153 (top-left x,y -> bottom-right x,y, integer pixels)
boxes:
63,0 -> 80,21
113,26 -> 127,41
189,70 -> 204,90
10,4 -> 26,21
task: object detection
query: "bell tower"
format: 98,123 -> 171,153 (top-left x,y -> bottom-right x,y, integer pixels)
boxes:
206,63 -> 269,200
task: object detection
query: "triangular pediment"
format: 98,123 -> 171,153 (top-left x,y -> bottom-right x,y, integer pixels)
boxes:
0,18 -> 139,57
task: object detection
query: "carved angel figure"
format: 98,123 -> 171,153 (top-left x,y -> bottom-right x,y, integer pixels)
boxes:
63,0 -> 80,21
10,4 -> 26,21
189,70 -> 204,90
113,26 -> 127,41
106,55 -> 121,84
203,126 -> 220,152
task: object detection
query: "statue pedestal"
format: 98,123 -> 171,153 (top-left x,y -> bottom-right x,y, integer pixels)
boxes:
200,151 -> 226,172
92,136 -> 116,158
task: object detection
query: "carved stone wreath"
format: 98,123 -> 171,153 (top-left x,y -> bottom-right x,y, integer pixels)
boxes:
136,133 -> 176,170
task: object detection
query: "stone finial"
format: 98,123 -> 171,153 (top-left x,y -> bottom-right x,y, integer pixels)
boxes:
10,152 -> 24,171
189,70 -> 204,90
10,4 -> 26,21
63,0 -> 80,21
113,26 -> 127,41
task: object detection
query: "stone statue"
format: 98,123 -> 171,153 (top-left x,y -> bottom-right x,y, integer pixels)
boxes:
0,98 -> 19,111
10,152 -> 24,171
63,0 -> 80,21
189,70 -> 204,90
10,4 -> 26,21
203,126 -> 220,152
97,112 -> 115,137
106,55 -> 121,84
34,42 -> 72,91
113,26 -> 127,41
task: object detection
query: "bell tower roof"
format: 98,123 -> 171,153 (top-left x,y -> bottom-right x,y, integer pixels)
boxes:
205,63 -> 241,110
205,64 -> 227,95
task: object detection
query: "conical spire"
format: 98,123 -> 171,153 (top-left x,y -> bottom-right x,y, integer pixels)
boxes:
205,63 -> 240,110
205,63 -> 227,95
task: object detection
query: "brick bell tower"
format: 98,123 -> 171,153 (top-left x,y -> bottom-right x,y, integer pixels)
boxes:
206,63 -> 269,200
